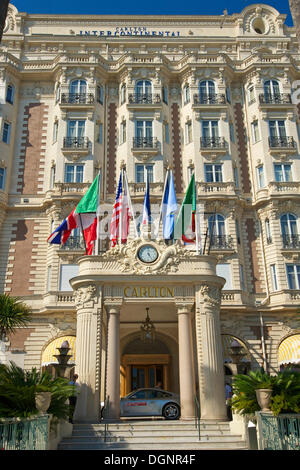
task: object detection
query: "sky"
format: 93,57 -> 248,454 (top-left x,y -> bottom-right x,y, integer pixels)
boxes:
10,0 -> 293,26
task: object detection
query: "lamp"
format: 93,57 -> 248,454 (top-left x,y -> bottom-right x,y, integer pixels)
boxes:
140,307 -> 155,343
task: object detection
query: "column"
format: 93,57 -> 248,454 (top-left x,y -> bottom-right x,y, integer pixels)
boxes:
195,283 -> 227,420
105,301 -> 122,420
176,301 -> 195,420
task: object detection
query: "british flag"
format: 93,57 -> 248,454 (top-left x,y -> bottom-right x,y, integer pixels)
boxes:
110,171 -> 131,247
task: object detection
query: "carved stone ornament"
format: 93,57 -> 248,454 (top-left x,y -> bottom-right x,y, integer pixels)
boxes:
101,238 -> 186,275
74,284 -> 97,308
199,284 -> 222,307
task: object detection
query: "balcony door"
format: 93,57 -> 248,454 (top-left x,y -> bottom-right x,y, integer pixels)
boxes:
135,80 -> 152,97
70,79 -> 87,95
264,80 -> 280,101
199,80 -> 215,102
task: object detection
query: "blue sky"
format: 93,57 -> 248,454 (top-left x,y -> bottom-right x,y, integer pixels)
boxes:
10,0 -> 293,26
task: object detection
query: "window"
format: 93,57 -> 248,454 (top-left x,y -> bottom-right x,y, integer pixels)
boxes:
55,83 -> 60,103
286,264 -> 300,289
233,166 -> 239,187
199,80 -> 215,102
121,84 -> 126,104
269,120 -> 286,138
257,165 -> 265,188
135,164 -> 154,183
59,264 -> 79,291
163,122 -> 169,144
216,264 -> 232,290
70,79 -> 87,95
98,123 -> 103,144
53,121 -> 58,143
135,80 -> 152,97
229,122 -> 235,142
163,85 -> 168,104
67,120 -> 85,138
185,121 -> 192,144
50,166 -> 55,189
240,264 -> 245,290
202,120 -> 219,139
251,120 -> 260,143
6,84 -> 14,104
248,85 -> 255,104
226,86 -> 231,104
0,168 -> 6,190
265,218 -> 272,244
120,121 -> 126,144
264,80 -> 280,101
64,164 -> 84,183
204,164 -> 223,183
97,85 -> 104,104
280,213 -> 298,238
235,219 -> 241,244
208,214 -> 225,237
2,122 -> 11,144
183,84 -> 190,104
271,264 -> 278,291
274,163 -> 292,182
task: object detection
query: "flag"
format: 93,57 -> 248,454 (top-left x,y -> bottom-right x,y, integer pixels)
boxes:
174,173 -> 196,243
162,170 -> 177,240
47,175 -> 99,255
110,170 -> 131,247
142,175 -> 151,226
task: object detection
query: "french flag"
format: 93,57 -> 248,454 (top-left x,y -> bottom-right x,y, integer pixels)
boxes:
47,209 -> 78,246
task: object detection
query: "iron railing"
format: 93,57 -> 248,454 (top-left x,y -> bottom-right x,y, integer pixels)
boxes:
200,136 -> 226,149
257,412 -> 300,450
0,415 -> 49,450
128,93 -> 161,104
193,93 -> 226,105
282,234 -> 300,249
259,93 -> 292,105
132,136 -> 158,149
194,394 -> 200,441
268,136 -> 296,149
63,136 -> 89,149
209,235 -> 234,250
60,236 -> 85,251
61,93 -> 94,104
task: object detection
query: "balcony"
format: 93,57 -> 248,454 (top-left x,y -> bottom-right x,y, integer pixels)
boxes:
200,136 -> 227,155
209,235 -> 234,251
128,181 -> 164,199
193,93 -> 226,106
128,93 -> 161,104
281,234 -> 300,250
60,93 -> 95,107
62,136 -> 90,155
197,181 -> 236,198
259,93 -> 293,107
132,137 -> 159,155
268,136 -> 296,154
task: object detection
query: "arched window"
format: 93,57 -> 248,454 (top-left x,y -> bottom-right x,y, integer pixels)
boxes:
183,84 -> 190,104
121,83 -> 126,104
208,214 -> 226,248
264,80 -> 280,102
69,79 -> 87,97
199,80 -> 215,104
265,218 -> 272,244
280,213 -> 298,248
6,84 -> 14,104
135,80 -> 152,103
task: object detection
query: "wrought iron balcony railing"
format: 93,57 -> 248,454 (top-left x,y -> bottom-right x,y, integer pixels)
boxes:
268,136 -> 296,149
209,235 -> 234,250
60,93 -> 94,104
63,136 -> 89,149
200,136 -> 226,149
128,93 -> 161,104
60,236 -> 85,250
282,234 -> 300,249
193,93 -> 226,105
259,93 -> 292,105
132,136 -> 158,149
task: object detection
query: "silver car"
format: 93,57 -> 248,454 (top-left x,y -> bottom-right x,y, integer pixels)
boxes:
120,388 -> 180,420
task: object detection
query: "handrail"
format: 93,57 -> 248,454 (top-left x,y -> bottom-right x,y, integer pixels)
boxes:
194,394 -> 200,441
102,395 -> 110,443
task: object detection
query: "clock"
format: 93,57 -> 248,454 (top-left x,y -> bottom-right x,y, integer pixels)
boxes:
137,244 -> 159,264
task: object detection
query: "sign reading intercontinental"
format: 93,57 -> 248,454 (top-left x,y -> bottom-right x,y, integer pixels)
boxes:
124,286 -> 174,298
79,27 -> 181,37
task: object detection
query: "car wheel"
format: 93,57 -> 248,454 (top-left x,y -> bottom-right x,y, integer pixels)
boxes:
162,402 -> 180,420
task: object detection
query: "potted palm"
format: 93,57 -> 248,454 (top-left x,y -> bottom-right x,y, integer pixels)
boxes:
231,369 -> 275,415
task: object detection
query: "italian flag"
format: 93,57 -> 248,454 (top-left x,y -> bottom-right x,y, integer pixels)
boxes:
174,173 -> 196,243
48,175 -> 100,255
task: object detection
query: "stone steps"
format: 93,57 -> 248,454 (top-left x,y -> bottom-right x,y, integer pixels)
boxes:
58,420 -> 248,451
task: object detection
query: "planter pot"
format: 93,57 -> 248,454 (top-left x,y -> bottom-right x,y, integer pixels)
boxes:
255,388 -> 272,412
35,392 -> 52,414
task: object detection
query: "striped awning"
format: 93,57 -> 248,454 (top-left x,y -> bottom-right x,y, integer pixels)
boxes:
278,335 -> 300,366
222,334 -> 250,363
41,336 -> 76,366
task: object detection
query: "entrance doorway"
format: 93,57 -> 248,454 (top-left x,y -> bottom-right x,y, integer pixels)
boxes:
131,365 -> 164,390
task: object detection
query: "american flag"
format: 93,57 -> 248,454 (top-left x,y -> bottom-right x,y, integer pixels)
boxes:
110,171 -> 131,247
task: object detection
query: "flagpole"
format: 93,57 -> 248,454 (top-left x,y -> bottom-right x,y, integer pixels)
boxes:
78,213 -> 87,255
157,168 -> 169,239
119,168 -> 123,246
124,168 -> 138,239
95,170 -> 101,256
195,174 -> 199,254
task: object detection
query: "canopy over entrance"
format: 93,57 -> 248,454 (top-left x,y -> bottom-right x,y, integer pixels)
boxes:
278,335 -> 300,366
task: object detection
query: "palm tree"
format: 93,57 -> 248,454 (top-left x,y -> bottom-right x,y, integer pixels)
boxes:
0,294 -> 32,341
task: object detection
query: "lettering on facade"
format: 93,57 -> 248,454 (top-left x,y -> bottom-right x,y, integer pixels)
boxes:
124,286 -> 174,298
79,27 -> 180,37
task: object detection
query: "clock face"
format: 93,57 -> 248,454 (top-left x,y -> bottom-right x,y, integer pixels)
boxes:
138,245 -> 158,264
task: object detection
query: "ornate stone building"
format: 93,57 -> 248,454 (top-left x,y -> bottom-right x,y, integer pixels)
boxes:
0,3 -> 300,421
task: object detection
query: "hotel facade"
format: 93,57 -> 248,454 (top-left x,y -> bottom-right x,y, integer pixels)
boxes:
0,3 -> 300,422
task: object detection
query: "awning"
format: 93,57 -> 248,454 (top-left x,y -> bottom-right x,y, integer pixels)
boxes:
222,334 -> 250,363
41,335 -> 76,366
278,335 -> 300,366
